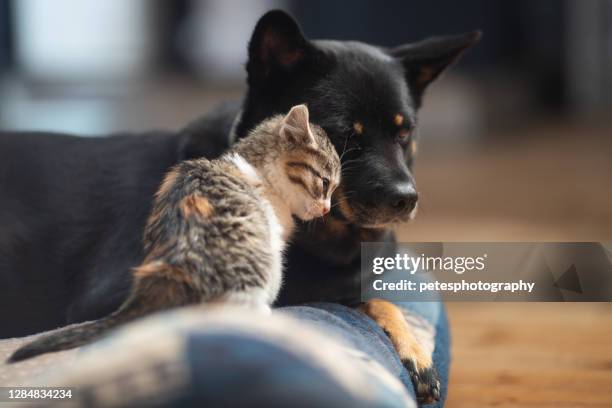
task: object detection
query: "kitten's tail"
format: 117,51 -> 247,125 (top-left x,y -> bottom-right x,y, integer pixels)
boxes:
7,301 -> 141,363
8,264 -> 198,363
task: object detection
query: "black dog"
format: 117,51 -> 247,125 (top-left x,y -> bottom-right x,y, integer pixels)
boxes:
0,10 -> 478,402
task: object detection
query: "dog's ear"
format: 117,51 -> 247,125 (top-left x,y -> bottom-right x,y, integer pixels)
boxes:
247,10 -> 310,81
391,31 -> 481,104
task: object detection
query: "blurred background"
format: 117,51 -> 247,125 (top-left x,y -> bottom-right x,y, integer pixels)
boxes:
1,1 -> 611,406
1,0 -> 611,242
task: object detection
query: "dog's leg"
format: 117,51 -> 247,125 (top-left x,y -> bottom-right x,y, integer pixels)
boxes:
359,298 -> 440,404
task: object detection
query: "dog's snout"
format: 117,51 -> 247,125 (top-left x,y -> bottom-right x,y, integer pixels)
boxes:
385,182 -> 418,213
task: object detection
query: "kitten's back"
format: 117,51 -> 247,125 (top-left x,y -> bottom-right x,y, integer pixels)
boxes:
144,158 -> 277,300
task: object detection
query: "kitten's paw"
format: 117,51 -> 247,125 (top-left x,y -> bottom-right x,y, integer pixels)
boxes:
402,358 -> 440,405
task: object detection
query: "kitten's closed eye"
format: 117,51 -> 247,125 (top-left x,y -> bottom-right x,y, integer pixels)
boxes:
322,178 -> 330,193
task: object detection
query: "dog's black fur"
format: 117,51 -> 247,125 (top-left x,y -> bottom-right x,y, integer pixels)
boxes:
0,11 -> 478,339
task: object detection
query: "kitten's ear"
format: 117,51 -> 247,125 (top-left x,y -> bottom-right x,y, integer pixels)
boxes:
390,31 -> 481,105
280,104 -> 316,146
247,10 -> 310,81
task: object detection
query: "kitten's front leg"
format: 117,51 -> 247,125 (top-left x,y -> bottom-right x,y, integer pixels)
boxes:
359,299 -> 440,404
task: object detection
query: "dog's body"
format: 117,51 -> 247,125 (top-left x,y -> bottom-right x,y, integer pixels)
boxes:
0,130 -> 180,335
0,11 -> 478,403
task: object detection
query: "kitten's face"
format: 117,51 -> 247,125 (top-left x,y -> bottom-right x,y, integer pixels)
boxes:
278,105 -> 341,221
283,138 -> 341,220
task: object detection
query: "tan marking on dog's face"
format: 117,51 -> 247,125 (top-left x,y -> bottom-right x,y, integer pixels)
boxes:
326,216 -> 349,236
394,114 -> 404,127
353,121 -> 364,135
180,194 -> 214,218
411,140 -> 418,155
335,186 -> 355,221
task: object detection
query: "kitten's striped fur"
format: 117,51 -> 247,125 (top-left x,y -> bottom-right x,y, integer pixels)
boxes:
8,105 -> 340,363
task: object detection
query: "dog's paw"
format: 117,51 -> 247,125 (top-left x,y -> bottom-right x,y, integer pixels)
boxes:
358,299 -> 440,404
402,358 -> 440,405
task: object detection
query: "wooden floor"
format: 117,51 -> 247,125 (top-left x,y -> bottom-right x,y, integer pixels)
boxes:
445,303 -> 612,408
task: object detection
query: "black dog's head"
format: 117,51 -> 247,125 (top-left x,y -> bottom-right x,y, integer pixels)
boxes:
235,10 -> 480,228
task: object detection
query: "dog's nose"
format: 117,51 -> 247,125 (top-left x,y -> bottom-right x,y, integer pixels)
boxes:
384,182 -> 418,213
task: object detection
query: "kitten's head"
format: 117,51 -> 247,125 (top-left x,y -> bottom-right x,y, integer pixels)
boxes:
278,105 -> 341,221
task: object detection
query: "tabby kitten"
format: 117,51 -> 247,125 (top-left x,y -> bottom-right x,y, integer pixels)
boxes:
9,104 -> 340,363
